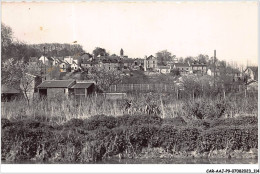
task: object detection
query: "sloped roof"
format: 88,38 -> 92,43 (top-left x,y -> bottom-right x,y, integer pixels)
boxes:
247,66 -> 258,74
1,85 -> 20,94
191,62 -> 207,66
173,63 -> 190,67
146,55 -> 156,60
71,83 -> 94,89
37,80 -> 75,88
121,59 -> 134,63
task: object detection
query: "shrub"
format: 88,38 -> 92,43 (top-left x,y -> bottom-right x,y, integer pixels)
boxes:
64,118 -> 84,127
198,125 -> 258,152
117,115 -> 162,127
182,99 -> 227,119
163,117 -> 187,126
149,125 -> 200,152
2,126 -> 54,161
210,116 -> 258,128
83,115 -> 117,131
1,118 -> 12,129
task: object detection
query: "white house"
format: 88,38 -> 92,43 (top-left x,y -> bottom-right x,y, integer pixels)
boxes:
157,66 -> 171,74
39,56 -> 49,65
64,56 -> 74,65
59,62 -> 69,72
71,61 -> 79,72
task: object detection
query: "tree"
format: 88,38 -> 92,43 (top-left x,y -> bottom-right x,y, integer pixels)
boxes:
83,67 -> 123,92
181,75 -> 201,99
197,54 -> 209,64
2,58 -> 42,105
93,47 -> 108,57
120,48 -> 124,57
1,23 -> 13,60
171,69 -> 180,76
178,57 -> 184,63
156,50 -> 173,66
184,56 -> 195,64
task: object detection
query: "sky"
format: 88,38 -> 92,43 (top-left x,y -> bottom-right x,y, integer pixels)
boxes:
1,1 -> 258,66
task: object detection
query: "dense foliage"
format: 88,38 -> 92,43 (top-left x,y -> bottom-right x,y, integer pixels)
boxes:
1,115 -> 258,163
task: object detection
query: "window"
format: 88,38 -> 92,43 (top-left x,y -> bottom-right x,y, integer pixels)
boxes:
109,67 -> 110,70
153,61 -> 155,64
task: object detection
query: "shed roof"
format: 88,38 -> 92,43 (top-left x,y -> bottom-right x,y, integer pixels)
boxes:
37,80 -> 75,88
1,85 -> 20,94
71,83 -> 94,89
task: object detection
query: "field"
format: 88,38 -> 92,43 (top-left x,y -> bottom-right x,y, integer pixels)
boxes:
1,92 -> 258,163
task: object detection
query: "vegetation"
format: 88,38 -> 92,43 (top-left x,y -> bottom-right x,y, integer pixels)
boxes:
1,113 -> 257,163
1,23 -> 84,63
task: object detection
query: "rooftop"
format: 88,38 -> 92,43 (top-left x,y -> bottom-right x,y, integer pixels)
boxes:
37,80 -> 75,88
1,85 -> 20,94
71,83 -> 94,89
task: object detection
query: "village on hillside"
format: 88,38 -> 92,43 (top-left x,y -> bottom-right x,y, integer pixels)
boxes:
1,46 -> 258,102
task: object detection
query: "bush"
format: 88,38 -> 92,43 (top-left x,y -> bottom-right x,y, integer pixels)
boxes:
117,115 -> 162,127
1,118 -> 12,129
64,118 -> 84,127
198,125 -> 258,152
1,115 -> 258,163
83,115 -> 118,131
210,116 -> 258,128
182,99 -> 227,119
163,117 -> 187,126
150,125 -> 200,152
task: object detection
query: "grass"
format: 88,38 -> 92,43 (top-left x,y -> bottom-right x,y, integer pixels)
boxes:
1,92 -> 257,123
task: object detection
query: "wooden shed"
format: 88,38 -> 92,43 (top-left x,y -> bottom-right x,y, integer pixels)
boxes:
70,82 -> 95,99
37,80 -> 76,99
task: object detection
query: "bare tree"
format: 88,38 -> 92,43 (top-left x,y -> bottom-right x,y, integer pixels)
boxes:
2,58 -> 42,105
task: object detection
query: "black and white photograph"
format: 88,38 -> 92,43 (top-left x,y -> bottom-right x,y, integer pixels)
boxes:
1,1 -> 259,173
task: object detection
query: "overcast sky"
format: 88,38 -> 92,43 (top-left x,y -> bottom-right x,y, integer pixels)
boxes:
2,1 -> 258,66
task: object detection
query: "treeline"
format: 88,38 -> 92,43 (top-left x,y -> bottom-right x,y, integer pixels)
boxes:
1,23 -> 84,63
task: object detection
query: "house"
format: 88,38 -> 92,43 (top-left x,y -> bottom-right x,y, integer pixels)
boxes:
120,59 -> 134,70
80,61 -> 100,71
37,80 -> 95,99
133,58 -> 145,70
59,62 -> 69,72
52,57 -> 63,66
144,55 -> 157,71
1,84 -> 21,101
37,80 -> 76,99
244,66 -> 258,82
71,61 -> 79,72
102,58 -> 120,71
172,62 -> 191,75
69,82 -> 95,99
157,66 -> 171,74
39,56 -> 54,66
64,56 -> 74,64
191,62 -> 207,74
